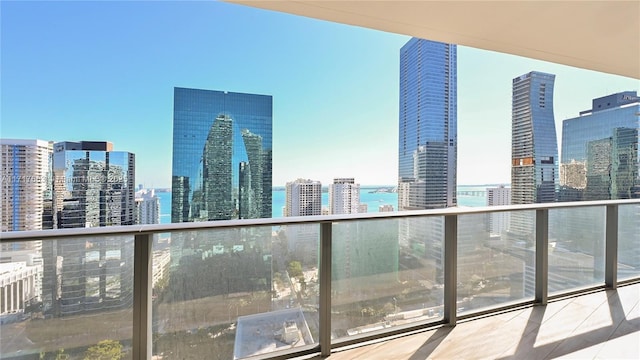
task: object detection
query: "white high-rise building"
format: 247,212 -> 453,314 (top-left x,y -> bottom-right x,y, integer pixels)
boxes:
486,185 -> 511,236
0,139 -> 51,312
1,139 -> 53,233
135,188 -> 160,224
284,179 -> 322,265
487,186 -> 511,206
329,178 -> 360,214
284,179 -> 322,217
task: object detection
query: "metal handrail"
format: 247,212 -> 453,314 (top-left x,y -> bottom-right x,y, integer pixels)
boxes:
2,199 -> 638,241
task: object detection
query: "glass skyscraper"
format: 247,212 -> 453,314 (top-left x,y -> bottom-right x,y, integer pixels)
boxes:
560,91 -> 639,201
397,38 -> 457,285
44,141 -> 135,316
511,71 -> 558,205
52,141 -> 136,228
398,38 -> 457,210
171,88 -> 272,222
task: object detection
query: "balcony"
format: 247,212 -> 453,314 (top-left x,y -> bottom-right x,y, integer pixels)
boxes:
1,200 -> 638,359
310,282 -> 640,359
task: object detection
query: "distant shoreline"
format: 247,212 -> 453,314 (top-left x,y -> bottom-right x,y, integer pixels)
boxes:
153,184 -> 510,192
270,184 -> 509,191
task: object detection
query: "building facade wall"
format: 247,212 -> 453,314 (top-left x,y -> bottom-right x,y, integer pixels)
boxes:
329,178 -> 360,214
52,141 -> 135,228
171,88 -> 273,222
486,186 -> 511,236
560,92 -> 639,201
284,179 -> 321,217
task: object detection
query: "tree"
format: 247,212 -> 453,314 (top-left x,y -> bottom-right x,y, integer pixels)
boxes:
39,349 -> 69,360
55,349 -> 69,360
298,276 -> 307,293
84,340 -> 124,360
287,261 -> 303,278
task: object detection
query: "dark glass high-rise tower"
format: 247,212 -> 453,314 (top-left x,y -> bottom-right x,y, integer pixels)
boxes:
511,71 -> 558,204
560,91 -> 639,201
397,38 -> 457,284
171,88 -> 272,222
510,71 -> 558,236
398,38 -> 457,210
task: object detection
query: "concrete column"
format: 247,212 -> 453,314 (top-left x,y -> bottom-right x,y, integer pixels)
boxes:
1,286 -> 6,314
25,276 -> 31,300
14,282 -> 19,311
18,279 -> 24,310
4,285 -> 8,313
9,283 -> 14,312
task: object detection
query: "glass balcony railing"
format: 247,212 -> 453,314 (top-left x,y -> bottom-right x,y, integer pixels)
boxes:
331,217 -> 445,341
619,204 -> 640,280
1,200 -> 638,359
457,211 -> 536,315
548,206 -> 606,294
0,236 -> 134,359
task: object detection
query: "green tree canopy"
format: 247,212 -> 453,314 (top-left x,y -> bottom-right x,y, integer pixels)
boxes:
84,340 -> 124,360
287,261 -> 303,278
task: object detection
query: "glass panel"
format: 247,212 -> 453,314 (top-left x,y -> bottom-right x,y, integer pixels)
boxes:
0,236 -> 134,359
458,211 -> 535,314
331,217 -> 444,340
152,225 -> 318,359
549,206 -> 605,294
618,204 -> 640,280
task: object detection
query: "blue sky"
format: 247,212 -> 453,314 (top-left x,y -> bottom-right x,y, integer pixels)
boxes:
1,1 -> 638,187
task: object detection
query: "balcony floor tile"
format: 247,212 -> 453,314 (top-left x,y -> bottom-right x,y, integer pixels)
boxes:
305,282 -> 640,360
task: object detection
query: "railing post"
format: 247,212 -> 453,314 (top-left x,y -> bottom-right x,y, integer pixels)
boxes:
133,233 -> 152,359
605,205 -> 619,289
443,215 -> 457,326
535,209 -> 548,305
319,222 -> 332,356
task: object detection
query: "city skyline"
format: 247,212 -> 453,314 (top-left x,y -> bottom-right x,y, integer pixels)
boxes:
1,1 -> 638,188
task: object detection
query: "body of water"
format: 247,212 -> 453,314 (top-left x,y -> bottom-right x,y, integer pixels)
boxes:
156,185 -> 497,224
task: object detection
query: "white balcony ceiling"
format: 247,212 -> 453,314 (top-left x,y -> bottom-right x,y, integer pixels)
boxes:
227,0 -> 640,79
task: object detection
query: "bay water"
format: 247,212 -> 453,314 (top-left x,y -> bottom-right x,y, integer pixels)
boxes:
156,185 -> 492,224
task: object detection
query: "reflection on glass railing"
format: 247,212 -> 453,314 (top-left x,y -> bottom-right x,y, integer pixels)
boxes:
549,206 -> 605,294
458,211 -> 535,314
0,236 -> 134,359
618,204 -> 640,280
151,225 -> 319,359
331,217 -> 444,339
1,202 -> 639,359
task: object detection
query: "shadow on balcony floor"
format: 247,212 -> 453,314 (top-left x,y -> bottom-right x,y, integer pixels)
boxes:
305,282 -> 640,359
